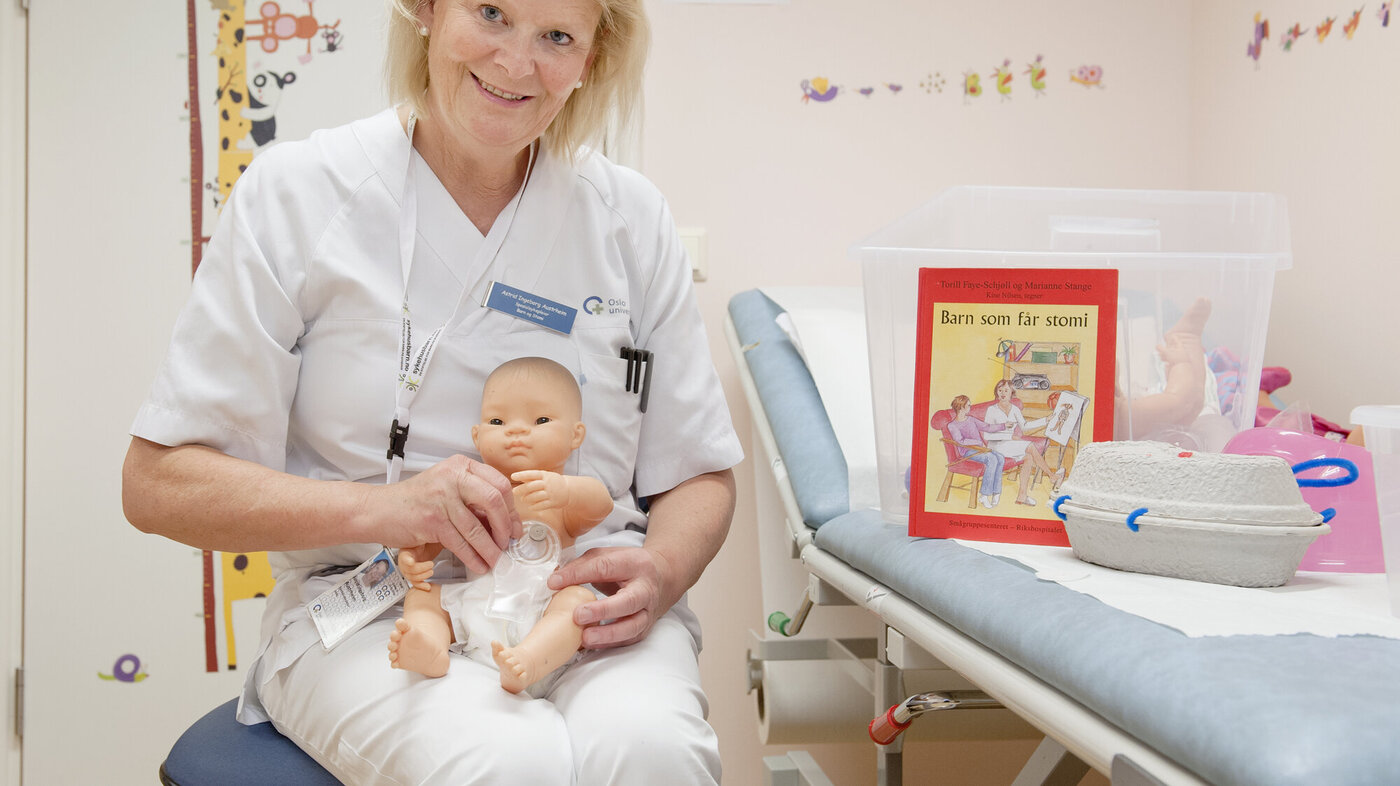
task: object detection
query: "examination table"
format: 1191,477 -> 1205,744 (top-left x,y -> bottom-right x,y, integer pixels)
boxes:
727,288 -> 1400,786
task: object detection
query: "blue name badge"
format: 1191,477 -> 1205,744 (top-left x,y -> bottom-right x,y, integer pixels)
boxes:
483,282 -> 577,335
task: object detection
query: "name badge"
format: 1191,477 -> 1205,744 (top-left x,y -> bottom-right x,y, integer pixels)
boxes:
307,549 -> 411,650
484,282 -> 577,335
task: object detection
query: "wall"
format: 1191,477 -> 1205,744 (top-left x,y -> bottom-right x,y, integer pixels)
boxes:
638,1 -> 1192,782
1189,1 -> 1400,425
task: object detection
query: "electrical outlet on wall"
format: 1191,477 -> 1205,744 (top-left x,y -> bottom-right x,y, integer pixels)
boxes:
678,227 -> 707,282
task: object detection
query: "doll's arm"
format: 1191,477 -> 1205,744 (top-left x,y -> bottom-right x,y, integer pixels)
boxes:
511,470 -> 613,538
397,543 -> 443,591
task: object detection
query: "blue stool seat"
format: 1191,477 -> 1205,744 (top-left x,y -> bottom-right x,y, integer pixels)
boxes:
160,698 -> 340,785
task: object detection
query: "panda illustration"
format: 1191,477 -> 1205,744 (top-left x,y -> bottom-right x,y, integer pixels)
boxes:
240,70 -> 297,151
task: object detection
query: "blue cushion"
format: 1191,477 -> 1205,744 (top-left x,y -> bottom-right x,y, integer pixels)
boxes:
160,698 -> 339,786
728,289 -> 849,527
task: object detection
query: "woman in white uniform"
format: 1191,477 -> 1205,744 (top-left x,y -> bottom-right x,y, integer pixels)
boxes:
983,379 -> 1064,506
122,0 -> 742,782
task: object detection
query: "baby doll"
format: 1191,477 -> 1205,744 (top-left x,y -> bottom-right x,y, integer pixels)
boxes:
1116,296 -> 1214,438
387,357 -> 613,694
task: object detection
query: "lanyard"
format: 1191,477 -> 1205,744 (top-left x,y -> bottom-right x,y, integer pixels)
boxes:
386,111 -> 535,483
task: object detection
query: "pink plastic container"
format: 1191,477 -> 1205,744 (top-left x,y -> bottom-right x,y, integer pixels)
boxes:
1223,427 -> 1384,573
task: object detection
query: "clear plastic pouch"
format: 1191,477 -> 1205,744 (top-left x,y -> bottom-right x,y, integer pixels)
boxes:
485,521 -> 561,645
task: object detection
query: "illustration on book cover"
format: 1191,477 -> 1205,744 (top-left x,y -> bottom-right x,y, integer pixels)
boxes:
909,267 -> 1118,546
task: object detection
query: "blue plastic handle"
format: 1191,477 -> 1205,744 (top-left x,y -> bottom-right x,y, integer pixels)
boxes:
1291,457 -> 1359,488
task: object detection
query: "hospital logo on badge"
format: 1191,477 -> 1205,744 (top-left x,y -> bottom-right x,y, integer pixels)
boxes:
583,296 -> 630,317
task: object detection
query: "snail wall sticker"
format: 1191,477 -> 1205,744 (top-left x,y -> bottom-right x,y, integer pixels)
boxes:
98,654 -> 149,683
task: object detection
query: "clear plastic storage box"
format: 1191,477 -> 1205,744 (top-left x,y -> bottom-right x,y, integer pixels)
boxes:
1351,405 -> 1400,618
853,186 -> 1291,521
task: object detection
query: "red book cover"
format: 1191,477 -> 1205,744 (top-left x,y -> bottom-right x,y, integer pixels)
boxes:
909,267 -> 1118,545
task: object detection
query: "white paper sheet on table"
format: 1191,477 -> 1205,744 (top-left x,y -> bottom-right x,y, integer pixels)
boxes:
960,539 -> 1400,639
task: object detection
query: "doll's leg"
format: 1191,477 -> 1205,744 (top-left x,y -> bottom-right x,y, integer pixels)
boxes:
549,615 -> 720,785
1122,297 -> 1212,436
493,585 -> 594,694
388,583 -> 452,678
264,617 -> 573,785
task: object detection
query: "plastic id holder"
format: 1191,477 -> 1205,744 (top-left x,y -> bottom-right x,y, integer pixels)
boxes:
307,548 -> 411,650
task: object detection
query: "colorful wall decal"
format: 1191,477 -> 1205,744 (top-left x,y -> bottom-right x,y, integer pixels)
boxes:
1025,55 -> 1048,96
993,59 -> 1014,100
1248,13 -> 1269,62
1317,16 -> 1337,42
1281,23 -> 1308,51
799,77 -> 839,102
1343,7 -> 1364,38
221,551 -> 275,671
98,654 -> 149,683
1070,64 -> 1104,88
962,70 -> 982,102
1247,5 -> 1395,68
919,72 -> 947,94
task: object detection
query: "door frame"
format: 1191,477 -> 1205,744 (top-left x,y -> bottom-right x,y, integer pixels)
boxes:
0,0 -> 27,781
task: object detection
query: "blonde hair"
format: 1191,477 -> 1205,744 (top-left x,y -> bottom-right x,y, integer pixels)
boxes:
384,0 -> 650,158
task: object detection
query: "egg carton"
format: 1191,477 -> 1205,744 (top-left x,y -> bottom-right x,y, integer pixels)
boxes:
1057,502 -> 1330,588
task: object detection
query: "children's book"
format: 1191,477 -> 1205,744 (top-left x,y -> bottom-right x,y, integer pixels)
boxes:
908,267 -> 1118,545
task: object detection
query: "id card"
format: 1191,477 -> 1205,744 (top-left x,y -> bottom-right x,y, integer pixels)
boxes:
483,281 -> 577,335
307,548 -> 411,650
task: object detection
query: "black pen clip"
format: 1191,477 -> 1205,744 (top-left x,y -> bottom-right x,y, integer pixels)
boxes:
620,347 -> 654,413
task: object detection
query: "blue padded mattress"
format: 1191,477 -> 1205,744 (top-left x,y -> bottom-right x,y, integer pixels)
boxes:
815,511 -> 1400,786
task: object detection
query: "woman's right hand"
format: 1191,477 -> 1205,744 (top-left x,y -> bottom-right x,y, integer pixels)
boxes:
371,455 -> 522,575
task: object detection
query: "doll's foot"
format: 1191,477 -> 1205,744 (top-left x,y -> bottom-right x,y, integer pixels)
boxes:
492,641 -> 539,695
979,494 -> 993,509
1015,495 -> 1036,506
388,618 -> 449,678
991,493 -> 1000,506
1050,468 -> 1066,491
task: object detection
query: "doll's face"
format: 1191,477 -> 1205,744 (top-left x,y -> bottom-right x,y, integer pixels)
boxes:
473,367 -> 585,476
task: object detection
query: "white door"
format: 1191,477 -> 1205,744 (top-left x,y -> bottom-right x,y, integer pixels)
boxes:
25,1 -> 387,781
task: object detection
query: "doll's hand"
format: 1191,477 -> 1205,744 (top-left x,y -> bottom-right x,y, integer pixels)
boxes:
510,470 -> 569,511
547,546 -> 671,649
397,545 -> 439,591
1156,332 -> 1201,366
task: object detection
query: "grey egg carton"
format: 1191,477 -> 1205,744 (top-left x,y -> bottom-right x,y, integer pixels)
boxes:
1057,502 -> 1330,588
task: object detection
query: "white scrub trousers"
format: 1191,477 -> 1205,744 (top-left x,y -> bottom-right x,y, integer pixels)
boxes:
260,614 -> 721,785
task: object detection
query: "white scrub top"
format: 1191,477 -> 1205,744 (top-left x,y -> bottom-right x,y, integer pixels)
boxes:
131,108 -> 743,723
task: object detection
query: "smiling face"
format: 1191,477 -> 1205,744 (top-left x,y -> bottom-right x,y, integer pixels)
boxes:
995,379 -> 1014,403
472,359 -> 585,477
417,0 -> 601,157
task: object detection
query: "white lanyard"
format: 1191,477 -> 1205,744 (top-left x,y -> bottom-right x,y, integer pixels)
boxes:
386,111 -> 535,483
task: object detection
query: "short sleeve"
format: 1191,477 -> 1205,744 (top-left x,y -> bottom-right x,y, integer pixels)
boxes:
628,196 -> 743,497
130,157 -> 307,471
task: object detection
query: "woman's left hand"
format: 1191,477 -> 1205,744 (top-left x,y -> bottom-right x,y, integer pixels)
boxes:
547,546 -> 674,649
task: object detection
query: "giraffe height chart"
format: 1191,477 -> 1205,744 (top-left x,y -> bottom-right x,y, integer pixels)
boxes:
185,0 -> 385,672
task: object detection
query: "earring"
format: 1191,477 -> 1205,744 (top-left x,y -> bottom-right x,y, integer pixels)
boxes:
575,80 -> 584,89
418,25 -> 429,36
